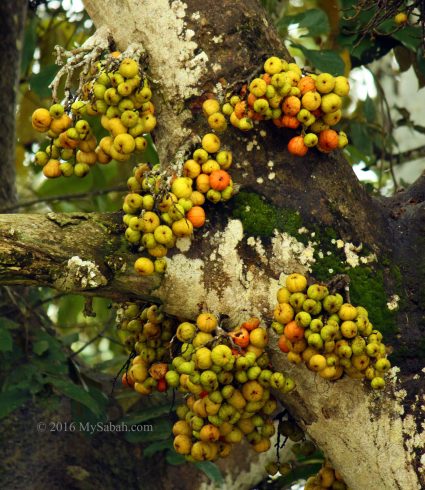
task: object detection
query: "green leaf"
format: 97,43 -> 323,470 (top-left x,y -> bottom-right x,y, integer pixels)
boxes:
124,418 -> 171,443
292,44 -> 345,75
55,295 -> 85,328
165,450 -> 186,465
413,125 -> 425,135
343,145 -> 373,166
140,133 -> 159,164
349,121 -> 373,156
93,355 -> 129,372
29,64 -> 59,98
33,340 -> 49,356
21,14 -> 38,76
121,403 -> 173,425
144,439 -> 173,457
46,377 -> 102,417
0,327 -> 13,352
413,49 -> 425,89
31,331 -> 67,372
0,317 -> 19,330
0,389 -> 29,419
2,363 -> 44,392
194,462 -> 224,484
277,9 -> 329,37
37,173 -> 94,198
71,386 -> 108,426
61,332 -> 80,346
274,461 -> 322,486
390,25 -> 421,51
363,97 -> 376,123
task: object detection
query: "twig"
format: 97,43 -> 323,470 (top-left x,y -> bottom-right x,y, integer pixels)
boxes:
111,349 -> 136,395
375,76 -> 399,192
0,185 -> 127,213
70,322 -> 112,358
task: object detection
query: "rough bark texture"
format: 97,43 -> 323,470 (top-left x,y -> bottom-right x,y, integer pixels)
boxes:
0,0 -> 424,489
0,0 -> 27,206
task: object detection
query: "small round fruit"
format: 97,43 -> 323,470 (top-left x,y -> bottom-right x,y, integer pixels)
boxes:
173,434 -> 192,455
288,136 -> 308,157
197,313 -> 218,333
202,133 -> 221,153
134,257 -> 155,275
203,98 -> 220,116
304,133 -> 318,147
242,380 -> 264,402
32,108 -> 52,132
171,177 -> 192,199
119,58 -> 139,78
249,328 -> 268,348
264,56 -> 283,75
315,73 -> 335,94
333,76 -> 350,97
394,12 -> 408,25
209,170 -> 230,191
286,273 -> 307,292
371,376 -> 385,390
172,218 -> 193,237
43,159 -> 62,178
186,206 -> 206,228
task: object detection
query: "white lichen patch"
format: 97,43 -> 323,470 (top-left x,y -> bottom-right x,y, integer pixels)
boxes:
256,177 -> 264,184
246,236 -> 267,265
269,231 -> 316,276
156,255 -> 205,318
128,0 -> 209,101
175,236 -> 192,252
360,252 -> 377,264
268,172 -> 275,180
54,256 -> 107,291
387,294 -> 400,311
403,414 -> 425,464
340,242 -> 360,267
247,236 -> 256,247
212,34 -> 223,43
197,220 -> 275,323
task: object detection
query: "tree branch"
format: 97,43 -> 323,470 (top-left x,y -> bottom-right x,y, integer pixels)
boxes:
0,212 -> 160,301
0,185 -> 127,213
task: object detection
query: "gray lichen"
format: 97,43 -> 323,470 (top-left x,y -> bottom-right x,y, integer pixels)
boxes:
54,256 -> 107,291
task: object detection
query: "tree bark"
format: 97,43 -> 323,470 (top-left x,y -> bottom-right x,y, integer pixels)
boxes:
0,0 -> 27,206
0,0 -> 424,488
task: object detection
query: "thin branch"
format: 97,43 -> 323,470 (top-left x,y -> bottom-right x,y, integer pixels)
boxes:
0,185 -> 127,213
387,145 -> 425,165
69,321 -> 112,358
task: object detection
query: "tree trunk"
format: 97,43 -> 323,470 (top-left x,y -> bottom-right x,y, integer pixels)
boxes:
0,0 -> 27,206
0,0 -> 424,488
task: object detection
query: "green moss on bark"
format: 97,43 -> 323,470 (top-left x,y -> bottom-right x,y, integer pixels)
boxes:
231,191 -> 303,239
